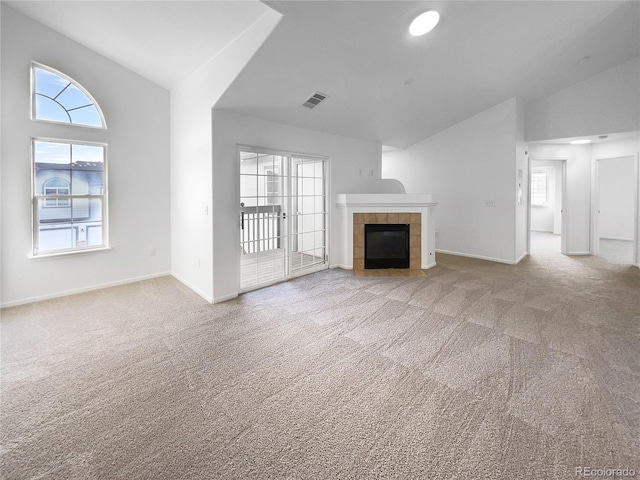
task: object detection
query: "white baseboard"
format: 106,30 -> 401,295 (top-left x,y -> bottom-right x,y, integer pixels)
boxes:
422,261 -> 437,270
213,292 -> 238,303
436,249 -> 517,265
515,252 -> 529,264
599,236 -> 635,242
568,251 -> 591,256
170,272 -> 213,304
2,272 -> 172,309
330,264 -> 351,270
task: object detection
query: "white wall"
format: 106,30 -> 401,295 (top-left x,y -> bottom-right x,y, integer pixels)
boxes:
211,110 -> 383,302
526,57 -> 640,142
531,167 -> 556,232
382,98 -> 522,264
530,162 -> 562,234
170,8 -> 281,302
528,144 -> 591,254
1,5 -> 171,307
514,98 -> 528,262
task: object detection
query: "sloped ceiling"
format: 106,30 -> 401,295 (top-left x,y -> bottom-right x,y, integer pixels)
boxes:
215,1 -> 640,148
7,1 -> 639,148
5,0 -> 273,90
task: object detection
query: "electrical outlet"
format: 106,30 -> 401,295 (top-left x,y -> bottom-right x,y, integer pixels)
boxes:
484,200 -> 495,207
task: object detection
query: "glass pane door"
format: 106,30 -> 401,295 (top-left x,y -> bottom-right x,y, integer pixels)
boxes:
239,150 -> 327,291
239,151 -> 288,289
291,157 -> 327,273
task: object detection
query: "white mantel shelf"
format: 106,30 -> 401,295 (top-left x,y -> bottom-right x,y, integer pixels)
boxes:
336,193 -> 439,207
335,193 -> 440,271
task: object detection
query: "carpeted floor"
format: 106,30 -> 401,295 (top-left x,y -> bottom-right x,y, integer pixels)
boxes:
1,248 -> 639,479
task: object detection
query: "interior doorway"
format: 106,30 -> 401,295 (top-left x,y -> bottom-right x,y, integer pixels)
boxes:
238,148 -> 328,291
529,159 -> 567,256
593,155 -> 638,265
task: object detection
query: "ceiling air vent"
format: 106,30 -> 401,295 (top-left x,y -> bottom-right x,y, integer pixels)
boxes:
302,91 -> 328,109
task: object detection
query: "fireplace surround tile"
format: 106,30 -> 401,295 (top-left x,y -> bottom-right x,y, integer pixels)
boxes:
375,213 -> 388,223
354,212 -> 422,273
398,213 -> 412,224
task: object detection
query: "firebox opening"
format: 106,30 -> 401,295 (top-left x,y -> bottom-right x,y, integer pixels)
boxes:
364,224 -> 410,269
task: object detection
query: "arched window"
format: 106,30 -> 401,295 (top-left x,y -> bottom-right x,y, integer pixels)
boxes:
43,178 -> 70,207
31,63 -> 108,256
31,62 -> 106,128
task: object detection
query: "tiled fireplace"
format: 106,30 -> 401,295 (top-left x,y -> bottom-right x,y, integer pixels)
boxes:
353,212 -> 422,272
336,193 -> 439,273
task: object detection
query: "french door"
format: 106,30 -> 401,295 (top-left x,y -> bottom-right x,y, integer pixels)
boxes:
239,148 -> 328,291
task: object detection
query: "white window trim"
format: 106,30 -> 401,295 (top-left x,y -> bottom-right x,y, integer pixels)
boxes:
31,61 -> 107,130
31,137 -> 109,257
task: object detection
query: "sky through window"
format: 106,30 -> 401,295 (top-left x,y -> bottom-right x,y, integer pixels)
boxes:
33,65 -> 105,128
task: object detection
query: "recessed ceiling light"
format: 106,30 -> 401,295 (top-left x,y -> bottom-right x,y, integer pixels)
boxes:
570,139 -> 591,145
409,11 -> 440,36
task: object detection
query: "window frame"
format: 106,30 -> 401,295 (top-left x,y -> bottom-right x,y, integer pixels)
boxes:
30,62 -> 107,130
31,137 -> 109,257
531,170 -> 548,207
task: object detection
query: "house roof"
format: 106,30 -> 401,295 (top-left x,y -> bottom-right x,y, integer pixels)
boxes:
37,162 -> 103,171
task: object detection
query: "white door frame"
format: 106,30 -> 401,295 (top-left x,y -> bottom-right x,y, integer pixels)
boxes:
529,158 -> 568,255
237,145 -> 330,292
591,154 -> 639,265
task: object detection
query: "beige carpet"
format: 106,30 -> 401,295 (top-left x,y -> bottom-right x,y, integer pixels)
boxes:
1,249 -> 639,479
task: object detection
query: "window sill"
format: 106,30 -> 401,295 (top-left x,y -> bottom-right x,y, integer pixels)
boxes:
29,246 -> 111,260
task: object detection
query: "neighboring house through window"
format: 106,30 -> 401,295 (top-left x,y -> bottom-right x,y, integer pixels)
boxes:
31,63 -> 108,256
43,178 -> 70,207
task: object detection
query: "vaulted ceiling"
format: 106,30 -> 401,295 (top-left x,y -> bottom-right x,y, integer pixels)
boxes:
217,1 -> 640,148
5,0 -> 272,89
7,0 -> 640,148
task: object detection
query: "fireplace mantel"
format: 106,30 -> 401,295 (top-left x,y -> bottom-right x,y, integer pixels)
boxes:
335,193 -> 439,271
336,193 -> 439,207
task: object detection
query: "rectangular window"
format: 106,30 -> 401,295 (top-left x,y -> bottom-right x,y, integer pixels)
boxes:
531,171 -> 547,206
32,139 -> 108,256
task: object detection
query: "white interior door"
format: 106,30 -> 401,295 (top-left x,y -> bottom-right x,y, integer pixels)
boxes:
595,156 -> 637,264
